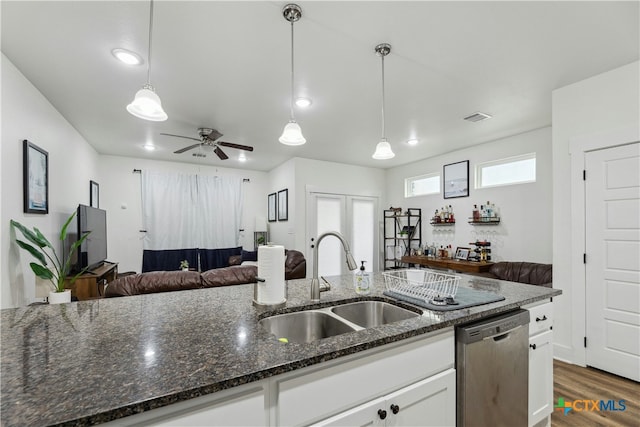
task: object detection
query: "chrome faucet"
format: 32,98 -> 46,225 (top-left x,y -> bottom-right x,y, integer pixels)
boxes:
310,231 -> 358,301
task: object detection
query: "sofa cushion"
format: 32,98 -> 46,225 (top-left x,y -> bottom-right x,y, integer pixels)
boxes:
488,262 -> 552,287
241,249 -> 258,262
105,271 -> 202,297
201,265 -> 257,288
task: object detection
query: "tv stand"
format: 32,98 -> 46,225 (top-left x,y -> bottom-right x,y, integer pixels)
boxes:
65,262 -> 118,300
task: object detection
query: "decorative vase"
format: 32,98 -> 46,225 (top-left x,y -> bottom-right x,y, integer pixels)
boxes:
48,289 -> 71,304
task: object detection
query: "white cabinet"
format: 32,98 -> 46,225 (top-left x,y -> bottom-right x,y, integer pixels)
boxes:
314,369 -> 456,427
104,382 -> 269,427
524,300 -> 554,427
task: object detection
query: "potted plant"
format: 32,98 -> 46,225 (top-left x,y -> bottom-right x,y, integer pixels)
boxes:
10,212 -> 89,304
180,260 -> 189,271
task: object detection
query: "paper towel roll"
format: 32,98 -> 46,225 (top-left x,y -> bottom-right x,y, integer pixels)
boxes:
257,245 -> 286,305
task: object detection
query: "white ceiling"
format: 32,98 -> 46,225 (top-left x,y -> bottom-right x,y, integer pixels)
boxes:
2,1 -> 638,171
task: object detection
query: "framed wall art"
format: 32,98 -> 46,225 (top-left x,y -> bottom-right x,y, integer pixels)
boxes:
90,180 -> 99,208
277,189 -> 288,221
268,192 -> 277,222
443,160 -> 469,199
23,140 -> 49,214
455,247 -> 470,261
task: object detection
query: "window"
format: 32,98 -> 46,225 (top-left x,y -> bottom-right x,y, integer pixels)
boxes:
405,172 -> 440,197
476,153 -> 536,188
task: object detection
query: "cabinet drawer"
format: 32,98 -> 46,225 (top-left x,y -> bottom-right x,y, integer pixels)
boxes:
275,329 -> 454,426
525,301 -> 553,336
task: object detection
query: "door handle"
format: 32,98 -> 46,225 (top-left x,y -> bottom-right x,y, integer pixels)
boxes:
530,343 -> 537,350
378,409 -> 387,420
390,404 -> 400,414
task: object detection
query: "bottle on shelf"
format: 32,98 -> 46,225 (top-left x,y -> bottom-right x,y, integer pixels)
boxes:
486,201 -> 492,218
472,205 -> 480,222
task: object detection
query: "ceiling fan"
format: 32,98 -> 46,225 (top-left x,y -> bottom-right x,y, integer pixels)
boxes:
161,128 -> 254,160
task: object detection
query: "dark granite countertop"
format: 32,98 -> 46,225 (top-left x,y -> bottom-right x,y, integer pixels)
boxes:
1,272 -> 560,426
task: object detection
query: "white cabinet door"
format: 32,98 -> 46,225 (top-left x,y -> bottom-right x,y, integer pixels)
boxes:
386,369 -> 456,427
314,369 -> 456,427
529,330 -> 553,427
312,397 -> 385,427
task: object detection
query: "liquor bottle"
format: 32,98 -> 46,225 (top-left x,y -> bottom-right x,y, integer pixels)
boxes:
472,205 -> 480,221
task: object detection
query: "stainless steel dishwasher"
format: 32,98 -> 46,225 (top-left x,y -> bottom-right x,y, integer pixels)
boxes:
456,309 -> 530,426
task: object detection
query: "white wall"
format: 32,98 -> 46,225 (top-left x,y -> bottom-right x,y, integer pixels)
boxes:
552,61 -> 640,364
1,54 -> 100,308
386,127 -> 553,263
267,159 -> 296,249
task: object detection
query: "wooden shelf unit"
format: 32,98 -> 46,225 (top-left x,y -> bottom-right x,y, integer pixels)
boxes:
65,262 -> 118,300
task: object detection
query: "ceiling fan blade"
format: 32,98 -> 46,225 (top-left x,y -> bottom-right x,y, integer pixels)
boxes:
174,143 -> 202,154
203,129 -> 224,142
214,146 -> 229,160
161,133 -> 201,142
217,141 -> 254,152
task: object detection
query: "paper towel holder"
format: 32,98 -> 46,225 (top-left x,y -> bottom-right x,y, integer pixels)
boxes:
252,277 -> 287,309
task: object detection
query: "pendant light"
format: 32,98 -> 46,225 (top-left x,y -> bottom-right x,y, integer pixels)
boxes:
279,4 -> 306,146
127,0 -> 168,122
372,43 -> 395,160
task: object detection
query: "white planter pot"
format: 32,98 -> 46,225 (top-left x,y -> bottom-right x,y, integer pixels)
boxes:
48,289 -> 71,304
182,268 -> 189,271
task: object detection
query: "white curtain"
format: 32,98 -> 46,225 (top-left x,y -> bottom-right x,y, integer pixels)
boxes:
142,171 -> 243,250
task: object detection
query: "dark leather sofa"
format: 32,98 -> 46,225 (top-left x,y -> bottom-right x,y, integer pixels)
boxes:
105,250 -> 306,297
479,261 -> 553,287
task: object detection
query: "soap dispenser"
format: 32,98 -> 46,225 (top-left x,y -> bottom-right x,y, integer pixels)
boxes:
354,261 -> 371,295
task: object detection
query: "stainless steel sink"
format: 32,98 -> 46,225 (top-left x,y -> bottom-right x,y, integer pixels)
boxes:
259,300 -> 422,343
331,301 -> 420,328
259,311 -> 357,343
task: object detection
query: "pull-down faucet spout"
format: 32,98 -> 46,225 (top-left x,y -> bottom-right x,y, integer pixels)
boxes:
310,231 -> 358,301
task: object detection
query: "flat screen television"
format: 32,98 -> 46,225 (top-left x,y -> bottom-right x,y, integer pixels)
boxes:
67,204 -> 107,272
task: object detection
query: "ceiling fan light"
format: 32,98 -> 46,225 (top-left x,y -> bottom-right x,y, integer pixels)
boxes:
279,120 -> 306,146
126,85 -> 168,121
372,138 -> 395,160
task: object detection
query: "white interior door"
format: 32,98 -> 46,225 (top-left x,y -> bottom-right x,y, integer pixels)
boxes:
585,142 -> 640,381
307,192 -> 378,279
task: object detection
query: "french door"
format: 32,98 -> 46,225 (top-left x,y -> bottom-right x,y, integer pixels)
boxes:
306,192 -> 378,278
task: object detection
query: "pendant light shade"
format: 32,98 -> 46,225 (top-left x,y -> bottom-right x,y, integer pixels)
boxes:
128,0 -> 167,122
127,84 -> 167,121
372,138 -> 395,160
279,120 -> 306,145
372,43 -> 394,159
280,4 -> 305,146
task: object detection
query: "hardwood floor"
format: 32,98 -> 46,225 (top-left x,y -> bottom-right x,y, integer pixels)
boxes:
552,359 -> 639,427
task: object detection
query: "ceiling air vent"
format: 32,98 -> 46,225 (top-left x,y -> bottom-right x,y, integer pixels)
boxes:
463,112 -> 492,122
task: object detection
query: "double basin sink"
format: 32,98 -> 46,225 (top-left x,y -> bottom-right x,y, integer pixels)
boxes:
259,301 -> 421,343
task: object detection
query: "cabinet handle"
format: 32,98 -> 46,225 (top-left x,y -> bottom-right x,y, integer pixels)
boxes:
536,315 -> 547,322
390,404 -> 400,414
378,409 -> 387,420
530,343 -> 537,350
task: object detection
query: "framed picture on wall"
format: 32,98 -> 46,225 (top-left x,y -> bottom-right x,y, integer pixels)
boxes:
90,180 -> 99,208
277,189 -> 288,221
443,160 -> 469,199
23,140 -> 49,214
268,192 -> 277,222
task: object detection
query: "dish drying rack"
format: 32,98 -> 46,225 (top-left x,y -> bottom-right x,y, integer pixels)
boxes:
383,269 -> 460,304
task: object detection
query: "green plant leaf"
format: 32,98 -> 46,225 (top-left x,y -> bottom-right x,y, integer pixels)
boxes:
30,263 -> 53,280
33,227 -> 53,249
59,211 -> 77,241
15,239 -> 47,266
10,220 -> 48,248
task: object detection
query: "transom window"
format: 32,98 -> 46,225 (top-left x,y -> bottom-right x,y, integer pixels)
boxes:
475,153 -> 536,188
405,172 -> 440,197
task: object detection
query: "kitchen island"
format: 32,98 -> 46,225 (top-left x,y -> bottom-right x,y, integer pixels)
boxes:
1,272 -> 560,426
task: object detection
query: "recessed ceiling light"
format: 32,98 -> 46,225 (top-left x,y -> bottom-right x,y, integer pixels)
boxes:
112,48 -> 143,66
407,139 -> 419,146
143,143 -> 156,151
295,97 -> 312,108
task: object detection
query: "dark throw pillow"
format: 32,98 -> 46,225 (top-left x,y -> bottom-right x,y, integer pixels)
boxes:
241,249 -> 258,262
